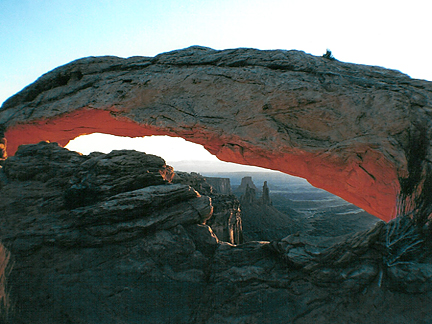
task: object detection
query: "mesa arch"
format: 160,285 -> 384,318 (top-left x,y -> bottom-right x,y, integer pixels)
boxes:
1,46 -> 432,222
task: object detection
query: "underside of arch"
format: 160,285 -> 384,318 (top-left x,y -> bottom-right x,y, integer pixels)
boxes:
2,46 -> 432,222
3,107 -> 399,221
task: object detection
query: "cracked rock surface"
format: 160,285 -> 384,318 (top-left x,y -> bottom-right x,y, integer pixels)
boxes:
3,47 -> 432,220
0,143 -> 431,323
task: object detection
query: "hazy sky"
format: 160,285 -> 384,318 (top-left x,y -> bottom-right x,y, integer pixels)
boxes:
1,0 -> 431,168
65,133 -> 279,172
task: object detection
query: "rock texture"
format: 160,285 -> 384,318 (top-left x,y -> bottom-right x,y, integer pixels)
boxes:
0,143 -> 432,323
0,142 -> 212,246
0,143 -> 219,323
2,47 -> 432,221
172,171 -> 243,244
206,194 -> 243,245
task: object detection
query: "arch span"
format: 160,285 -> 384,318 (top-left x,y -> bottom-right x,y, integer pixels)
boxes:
2,47 -> 432,221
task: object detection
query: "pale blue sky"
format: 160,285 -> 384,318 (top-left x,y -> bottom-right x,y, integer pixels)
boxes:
1,0 -> 431,168
1,0 -> 431,105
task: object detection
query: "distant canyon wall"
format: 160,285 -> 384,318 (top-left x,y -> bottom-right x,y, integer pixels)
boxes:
1,46 -> 432,221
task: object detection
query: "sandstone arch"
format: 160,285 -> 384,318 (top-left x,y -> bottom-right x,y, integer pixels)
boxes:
1,46 -> 432,222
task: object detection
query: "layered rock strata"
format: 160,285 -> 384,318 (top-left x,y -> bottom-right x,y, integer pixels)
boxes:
2,47 -> 432,220
172,171 -> 243,244
0,143 -> 431,323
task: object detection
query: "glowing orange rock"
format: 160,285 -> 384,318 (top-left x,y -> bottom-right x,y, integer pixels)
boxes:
2,46 -> 432,222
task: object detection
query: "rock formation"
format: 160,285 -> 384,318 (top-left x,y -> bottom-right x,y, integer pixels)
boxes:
237,176 -> 259,206
0,125 -> 6,162
206,194 -> 243,245
236,176 -> 258,193
2,47 -> 432,221
0,142 -> 432,323
261,180 -> 271,205
205,176 -> 232,195
237,176 -> 303,241
172,171 -> 213,195
172,171 -> 243,244
238,176 -> 271,206
240,184 -> 256,205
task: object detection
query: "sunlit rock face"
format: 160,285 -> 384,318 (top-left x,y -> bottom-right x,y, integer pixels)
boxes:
2,46 -> 432,221
172,171 -> 243,244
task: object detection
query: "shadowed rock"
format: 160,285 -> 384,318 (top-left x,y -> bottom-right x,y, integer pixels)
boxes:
238,177 -> 303,241
0,143 -> 431,323
173,171 -> 243,244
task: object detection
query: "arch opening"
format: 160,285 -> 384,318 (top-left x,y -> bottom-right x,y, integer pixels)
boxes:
65,133 -> 281,173
2,107 -> 399,222
65,133 -> 379,232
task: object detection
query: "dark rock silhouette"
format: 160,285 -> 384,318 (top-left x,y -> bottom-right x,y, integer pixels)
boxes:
237,176 -> 257,194
237,176 -> 303,241
322,49 -> 336,60
238,177 -> 271,206
260,181 -> 271,206
240,184 -> 256,205
0,143 -> 431,322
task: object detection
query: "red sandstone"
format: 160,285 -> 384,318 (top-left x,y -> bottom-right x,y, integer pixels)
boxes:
4,108 -> 399,221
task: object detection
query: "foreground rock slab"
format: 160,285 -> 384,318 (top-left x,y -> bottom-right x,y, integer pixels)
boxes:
0,143 -> 432,323
2,47 -> 432,220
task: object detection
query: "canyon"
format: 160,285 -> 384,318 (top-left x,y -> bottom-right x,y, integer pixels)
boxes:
1,47 -> 432,322
0,142 -> 431,323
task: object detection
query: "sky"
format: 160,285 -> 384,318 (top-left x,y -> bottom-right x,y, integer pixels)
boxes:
65,133 -> 277,172
1,0 -> 431,170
